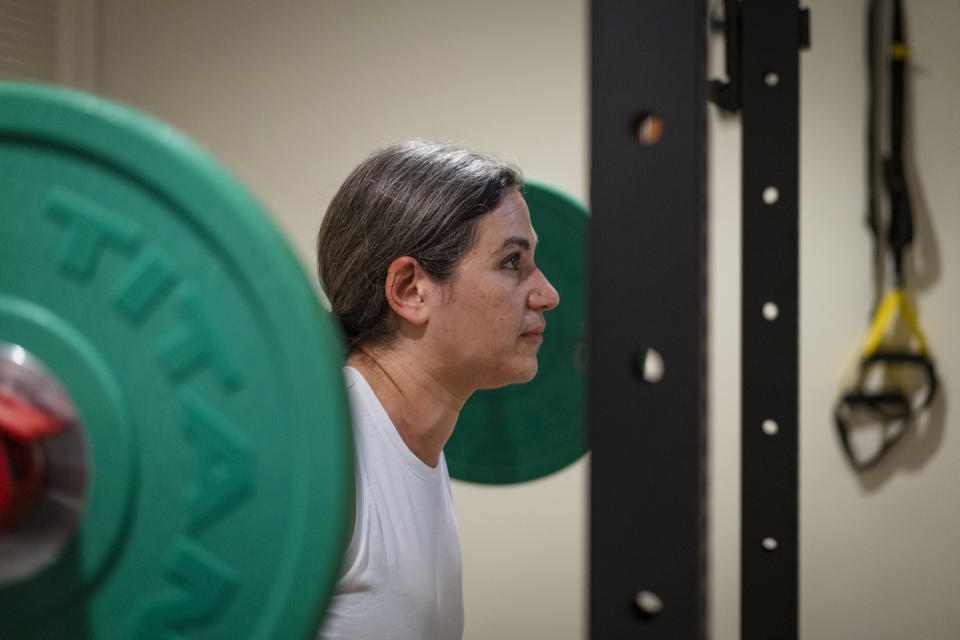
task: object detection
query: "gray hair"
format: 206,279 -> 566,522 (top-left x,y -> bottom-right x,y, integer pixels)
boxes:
316,140 -> 523,352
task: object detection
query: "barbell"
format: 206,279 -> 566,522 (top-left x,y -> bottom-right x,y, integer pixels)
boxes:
0,82 -> 586,638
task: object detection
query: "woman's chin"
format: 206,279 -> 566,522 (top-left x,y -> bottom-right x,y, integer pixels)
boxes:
476,360 -> 539,390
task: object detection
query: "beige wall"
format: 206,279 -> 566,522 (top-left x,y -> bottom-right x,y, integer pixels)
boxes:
79,0 -> 960,638
710,2 -> 960,639
800,2 -> 959,638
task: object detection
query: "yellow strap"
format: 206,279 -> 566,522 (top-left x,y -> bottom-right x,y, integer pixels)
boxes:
891,42 -> 910,60
898,294 -> 929,354
862,290 -> 900,355
861,288 -> 930,356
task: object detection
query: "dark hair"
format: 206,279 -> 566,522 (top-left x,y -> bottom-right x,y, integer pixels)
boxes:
316,140 -> 522,351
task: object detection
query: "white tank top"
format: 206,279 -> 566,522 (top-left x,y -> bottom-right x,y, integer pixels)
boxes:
317,366 -> 464,639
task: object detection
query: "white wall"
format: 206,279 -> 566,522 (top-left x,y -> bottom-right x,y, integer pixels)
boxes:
799,2 -> 959,638
710,2 -> 960,639
85,0 -> 960,638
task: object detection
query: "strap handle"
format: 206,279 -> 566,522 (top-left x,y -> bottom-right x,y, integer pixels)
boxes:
834,350 -> 938,471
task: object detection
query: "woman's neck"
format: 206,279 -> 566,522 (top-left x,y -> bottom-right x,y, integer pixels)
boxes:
347,346 -> 467,468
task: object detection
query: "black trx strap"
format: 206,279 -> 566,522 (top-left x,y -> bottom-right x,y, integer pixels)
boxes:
834,0 -> 938,472
884,0 -> 913,284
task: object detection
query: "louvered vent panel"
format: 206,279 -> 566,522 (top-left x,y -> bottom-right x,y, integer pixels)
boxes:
0,0 -> 58,81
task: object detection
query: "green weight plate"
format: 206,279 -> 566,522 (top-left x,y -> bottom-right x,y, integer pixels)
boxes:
0,82 -> 353,639
445,181 -> 588,484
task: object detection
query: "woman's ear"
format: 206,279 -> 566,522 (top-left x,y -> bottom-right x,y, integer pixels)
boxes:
384,256 -> 432,325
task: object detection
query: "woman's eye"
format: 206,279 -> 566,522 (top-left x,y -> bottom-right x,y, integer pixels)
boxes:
503,254 -> 521,270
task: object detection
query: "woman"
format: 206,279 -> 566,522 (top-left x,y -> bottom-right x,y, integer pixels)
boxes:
315,140 -> 559,639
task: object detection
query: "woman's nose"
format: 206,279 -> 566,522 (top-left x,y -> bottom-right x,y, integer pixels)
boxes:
529,270 -> 560,311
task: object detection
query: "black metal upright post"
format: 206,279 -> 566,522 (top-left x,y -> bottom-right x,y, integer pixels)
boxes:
740,2 -> 803,639
589,1 -> 708,638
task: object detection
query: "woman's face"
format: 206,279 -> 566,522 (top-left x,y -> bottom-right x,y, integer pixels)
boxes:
427,188 -> 560,391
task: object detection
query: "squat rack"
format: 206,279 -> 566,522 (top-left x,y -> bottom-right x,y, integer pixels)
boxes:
589,1 -> 808,638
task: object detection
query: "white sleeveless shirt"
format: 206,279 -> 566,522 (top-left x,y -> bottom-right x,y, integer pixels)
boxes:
317,366 -> 464,640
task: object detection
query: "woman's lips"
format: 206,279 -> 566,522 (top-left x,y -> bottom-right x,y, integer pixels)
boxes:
520,326 -> 545,343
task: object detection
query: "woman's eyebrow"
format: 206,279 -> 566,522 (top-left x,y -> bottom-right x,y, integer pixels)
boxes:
499,235 -> 538,251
